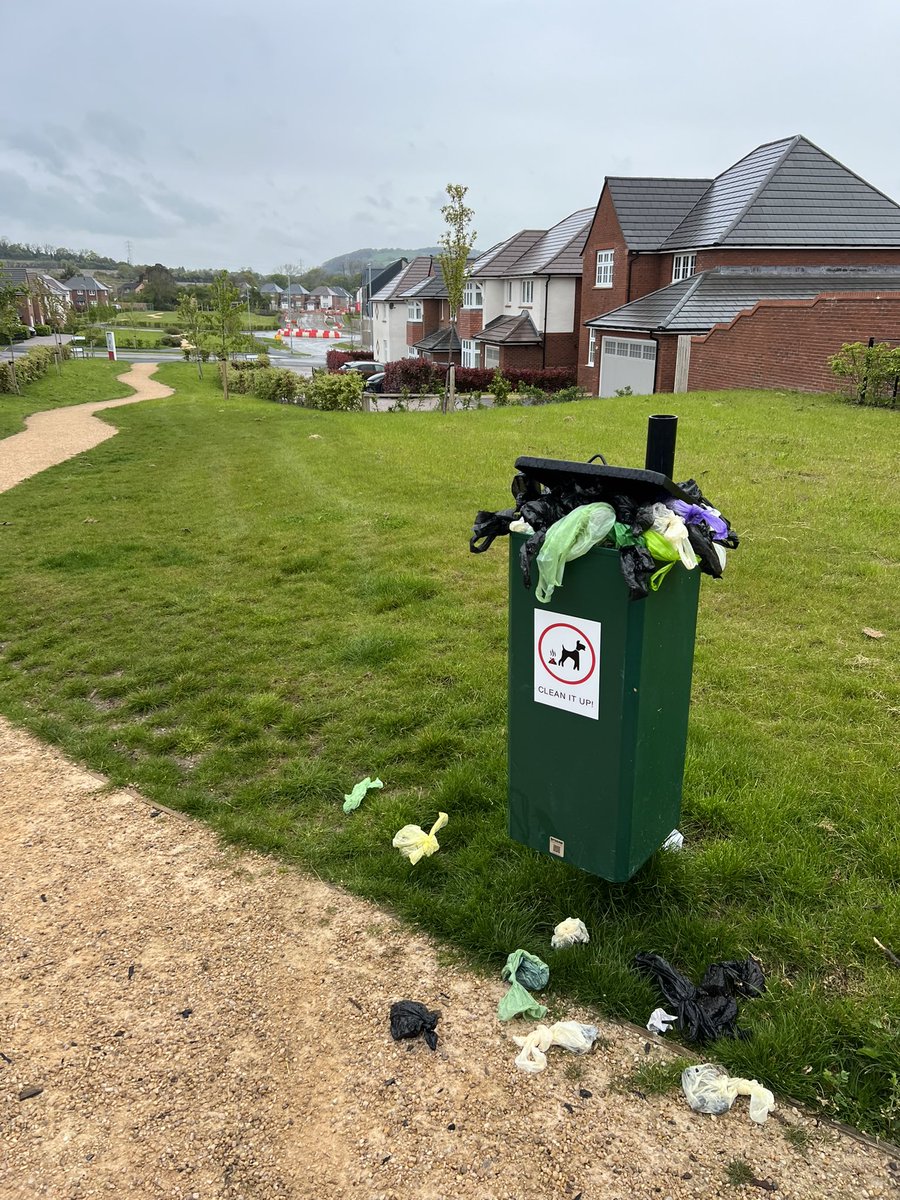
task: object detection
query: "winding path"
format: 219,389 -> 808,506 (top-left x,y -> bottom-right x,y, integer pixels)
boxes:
0,362 -> 172,494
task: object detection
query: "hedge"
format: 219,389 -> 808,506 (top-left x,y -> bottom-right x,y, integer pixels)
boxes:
381,359 -> 578,394
0,343 -> 71,393
225,365 -> 364,410
326,348 -> 375,372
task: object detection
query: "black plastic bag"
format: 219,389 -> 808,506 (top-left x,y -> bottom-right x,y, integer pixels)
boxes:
519,529 -> 546,589
618,542 -> 656,601
389,1000 -> 441,1050
470,508 -> 516,554
634,952 -> 765,1043
687,524 -> 724,578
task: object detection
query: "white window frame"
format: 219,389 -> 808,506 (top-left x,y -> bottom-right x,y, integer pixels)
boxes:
406,345 -> 419,358
587,328 -> 596,367
505,280 -> 514,304
520,279 -> 534,304
406,299 -> 423,321
461,339 -> 479,368
595,249 -> 614,288
672,252 -> 696,283
463,281 -> 483,309
484,344 -> 500,369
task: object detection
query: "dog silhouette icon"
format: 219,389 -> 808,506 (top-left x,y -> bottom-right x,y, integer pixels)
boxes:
558,640 -> 586,672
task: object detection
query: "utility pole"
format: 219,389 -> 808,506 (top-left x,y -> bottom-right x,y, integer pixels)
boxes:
126,240 -> 133,266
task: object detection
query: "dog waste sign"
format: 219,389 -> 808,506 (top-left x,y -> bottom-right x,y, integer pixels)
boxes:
533,610 -> 600,720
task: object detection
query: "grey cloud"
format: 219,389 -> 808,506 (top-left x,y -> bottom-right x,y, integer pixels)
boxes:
84,111 -> 147,161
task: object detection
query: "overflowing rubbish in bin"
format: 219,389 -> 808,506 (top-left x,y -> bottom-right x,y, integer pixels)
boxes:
470,448 -> 738,602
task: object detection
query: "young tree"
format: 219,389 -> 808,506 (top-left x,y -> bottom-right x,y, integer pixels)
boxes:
177,292 -> 209,380
208,271 -> 244,399
0,281 -> 26,394
32,277 -> 68,375
437,183 -> 476,413
277,262 -> 303,353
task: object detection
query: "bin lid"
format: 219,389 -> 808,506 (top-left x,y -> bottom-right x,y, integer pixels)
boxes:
514,456 -> 694,504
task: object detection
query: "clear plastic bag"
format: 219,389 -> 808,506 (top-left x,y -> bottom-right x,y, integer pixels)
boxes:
535,503 -> 616,604
512,1021 -> 599,1073
551,917 -> 590,949
681,1063 -> 775,1124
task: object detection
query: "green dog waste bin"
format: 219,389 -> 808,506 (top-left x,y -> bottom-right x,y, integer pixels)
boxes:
508,533 -> 700,883
505,419 -> 704,883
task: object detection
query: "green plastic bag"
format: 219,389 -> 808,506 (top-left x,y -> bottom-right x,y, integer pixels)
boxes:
536,503 -> 617,604
498,949 -> 550,1021
342,776 -> 383,813
643,528 -> 681,591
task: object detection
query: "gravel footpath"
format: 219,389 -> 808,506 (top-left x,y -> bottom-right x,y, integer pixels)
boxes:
0,362 -> 171,493
1,717 -> 898,1200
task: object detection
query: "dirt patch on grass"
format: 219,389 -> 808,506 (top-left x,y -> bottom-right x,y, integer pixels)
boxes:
1,715 -> 897,1199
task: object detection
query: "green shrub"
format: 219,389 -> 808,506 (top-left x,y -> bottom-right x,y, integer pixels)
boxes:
34,324 -> 51,337
491,368 -> 512,406
251,367 -> 306,404
0,343 -> 70,393
163,325 -> 183,335
829,341 -> 900,407
306,369 -> 364,411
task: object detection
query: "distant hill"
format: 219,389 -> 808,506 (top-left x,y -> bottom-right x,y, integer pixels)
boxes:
318,247 -> 443,274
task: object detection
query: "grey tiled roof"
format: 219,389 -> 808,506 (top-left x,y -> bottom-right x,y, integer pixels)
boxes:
63,274 -> 108,291
662,135 -> 900,249
415,326 -> 460,352
284,283 -> 309,295
260,282 -> 283,293
474,311 -> 542,345
370,255 -> 434,301
606,178 -> 712,250
495,208 -> 594,276
585,265 -> 900,333
400,265 -> 448,299
469,231 -> 544,278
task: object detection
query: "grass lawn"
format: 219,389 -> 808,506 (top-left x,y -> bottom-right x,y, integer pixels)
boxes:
115,310 -> 279,331
0,360 -> 133,438
0,362 -> 897,1136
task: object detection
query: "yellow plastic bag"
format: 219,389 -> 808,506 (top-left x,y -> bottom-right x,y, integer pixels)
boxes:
392,812 -> 448,865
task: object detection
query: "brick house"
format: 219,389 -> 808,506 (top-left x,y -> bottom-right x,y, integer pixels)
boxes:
461,208 -> 592,372
577,135 -> 900,395
62,273 -> 111,311
397,266 -> 461,364
311,285 -> 351,312
370,256 -> 435,362
1,267 -> 71,327
259,281 -> 284,311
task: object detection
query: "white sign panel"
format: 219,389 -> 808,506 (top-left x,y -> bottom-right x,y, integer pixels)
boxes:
533,609 -> 601,720
105,330 -> 117,361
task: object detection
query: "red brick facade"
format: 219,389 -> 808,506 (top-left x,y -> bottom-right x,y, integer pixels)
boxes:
457,307 -> 484,338
688,292 -> 900,393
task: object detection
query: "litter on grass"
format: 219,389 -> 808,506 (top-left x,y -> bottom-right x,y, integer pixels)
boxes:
681,1063 -> 775,1124
513,1021 -> 599,1073
646,1007 -> 678,1034
662,829 -> 684,851
634,952 -> 766,1043
551,918 -> 590,949
392,812 -> 448,864
389,1000 -> 441,1050
342,776 -> 383,813
498,949 -> 550,1022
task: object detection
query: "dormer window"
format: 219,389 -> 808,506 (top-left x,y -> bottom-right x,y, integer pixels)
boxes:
672,253 -> 696,282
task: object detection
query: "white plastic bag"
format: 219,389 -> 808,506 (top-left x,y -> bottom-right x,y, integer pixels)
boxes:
392,812 -> 448,865
681,1063 -> 775,1124
551,917 -> 589,949
662,829 -> 684,851
650,503 -> 697,570
512,1021 -> 599,1073
646,1007 -> 678,1034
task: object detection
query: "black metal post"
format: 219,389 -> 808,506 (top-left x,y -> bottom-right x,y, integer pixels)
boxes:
645,414 -> 678,480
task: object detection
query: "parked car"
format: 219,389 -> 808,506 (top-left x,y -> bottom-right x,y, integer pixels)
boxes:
338,360 -> 384,378
363,371 -> 385,394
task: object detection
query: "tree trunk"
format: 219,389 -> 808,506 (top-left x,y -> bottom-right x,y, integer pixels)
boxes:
7,342 -> 19,395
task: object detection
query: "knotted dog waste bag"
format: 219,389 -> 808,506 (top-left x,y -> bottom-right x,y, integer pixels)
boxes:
681,1063 -> 775,1124
342,776 -> 383,813
389,1001 -> 441,1050
535,503 -> 616,604
498,949 -> 550,1022
634,952 -> 765,1043
512,1021 -> 599,1073
392,812 -> 448,865
551,918 -> 590,949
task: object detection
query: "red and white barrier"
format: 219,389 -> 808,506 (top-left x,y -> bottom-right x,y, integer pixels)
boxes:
277,328 -> 343,338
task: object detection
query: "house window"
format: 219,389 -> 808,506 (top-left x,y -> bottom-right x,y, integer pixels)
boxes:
461,339 -> 479,368
407,345 -> 418,358
505,281 -> 514,304
672,253 -> 696,282
595,250 -> 614,288
484,345 -> 500,369
587,328 -> 596,367
407,300 -> 423,321
463,281 -> 483,308
521,279 -> 533,304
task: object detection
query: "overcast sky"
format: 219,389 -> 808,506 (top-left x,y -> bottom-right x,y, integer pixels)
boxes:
5,0 -> 900,273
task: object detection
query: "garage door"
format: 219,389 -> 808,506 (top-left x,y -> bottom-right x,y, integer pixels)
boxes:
598,337 -> 656,397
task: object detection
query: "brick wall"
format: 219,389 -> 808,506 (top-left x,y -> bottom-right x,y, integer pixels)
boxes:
688,292 -> 900,392
457,308 -> 484,338
500,344 -> 543,371
543,331 -> 578,369
405,320 -> 424,349
578,190 -> 628,391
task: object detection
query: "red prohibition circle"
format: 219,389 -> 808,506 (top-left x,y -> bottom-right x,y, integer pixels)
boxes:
537,622 -> 596,685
